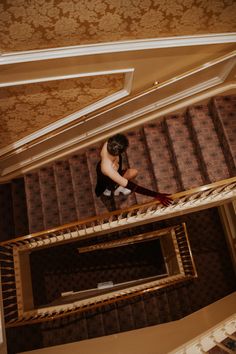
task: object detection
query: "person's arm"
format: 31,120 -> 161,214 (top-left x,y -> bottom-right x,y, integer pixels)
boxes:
101,160 -> 128,187
126,181 -> 172,207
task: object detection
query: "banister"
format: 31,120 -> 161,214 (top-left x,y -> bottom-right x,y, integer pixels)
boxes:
0,176 -> 235,247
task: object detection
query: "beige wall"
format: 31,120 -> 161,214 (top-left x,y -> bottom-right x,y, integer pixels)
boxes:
20,292 -> 236,354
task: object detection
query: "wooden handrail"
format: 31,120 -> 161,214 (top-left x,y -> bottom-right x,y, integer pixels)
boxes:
5,275 -> 193,328
0,176 -> 235,247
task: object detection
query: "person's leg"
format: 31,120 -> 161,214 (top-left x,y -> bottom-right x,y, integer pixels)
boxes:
123,168 -> 138,180
114,168 -> 138,195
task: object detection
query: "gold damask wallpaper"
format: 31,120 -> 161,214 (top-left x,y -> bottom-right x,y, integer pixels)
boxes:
0,74 -> 124,149
0,0 -> 235,52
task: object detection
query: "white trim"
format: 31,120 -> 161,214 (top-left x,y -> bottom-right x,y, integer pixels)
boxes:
0,70 -> 133,156
0,68 -> 134,88
2,82 -> 236,178
1,33 -> 236,65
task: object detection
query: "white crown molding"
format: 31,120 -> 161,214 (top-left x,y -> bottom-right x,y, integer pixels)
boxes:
1,33 -> 236,65
0,68 -> 134,88
0,69 -> 134,157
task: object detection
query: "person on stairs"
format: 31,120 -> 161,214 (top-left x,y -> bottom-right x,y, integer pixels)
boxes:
95,133 -> 172,207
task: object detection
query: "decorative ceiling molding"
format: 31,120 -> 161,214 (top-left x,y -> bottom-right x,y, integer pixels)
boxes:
1,33 -> 236,65
0,69 -> 133,156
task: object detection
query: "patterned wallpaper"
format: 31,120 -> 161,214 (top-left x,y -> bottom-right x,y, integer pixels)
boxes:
0,74 -> 124,149
0,0 -> 235,52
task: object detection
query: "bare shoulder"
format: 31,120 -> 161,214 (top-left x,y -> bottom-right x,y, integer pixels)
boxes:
100,141 -> 108,158
101,156 -> 112,175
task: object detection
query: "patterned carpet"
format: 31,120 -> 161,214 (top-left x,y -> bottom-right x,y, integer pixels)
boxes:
30,237 -> 166,307
6,207 -> 236,354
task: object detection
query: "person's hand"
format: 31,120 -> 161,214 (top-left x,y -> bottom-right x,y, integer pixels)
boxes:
155,193 -> 173,207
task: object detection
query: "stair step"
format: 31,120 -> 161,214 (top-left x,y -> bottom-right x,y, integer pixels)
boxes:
187,104 -> 230,183
69,153 -> 96,220
11,178 -> 29,237
0,184 -> 14,241
116,299 -> 135,331
176,283 -> 193,317
41,313 -> 89,346
126,128 -> 156,204
129,296 -> 148,329
86,308 -> 105,338
166,287 -> 183,320
86,145 -> 113,215
211,95 -> 236,175
39,167 -> 60,230
24,172 -> 45,233
165,114 -> 204,189
157,291 -> 172,323
101,303 -> 121,335
143,120 -> 180,194
143,292 -> 161,326
53,160 -> 77,225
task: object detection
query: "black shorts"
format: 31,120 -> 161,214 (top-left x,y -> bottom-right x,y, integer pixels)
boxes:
95,155 -> 125,197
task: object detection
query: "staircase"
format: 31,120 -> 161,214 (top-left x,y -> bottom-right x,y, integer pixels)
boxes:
5,208 -> 236,354
1,95 -> 236,354
0,95 -> 235,241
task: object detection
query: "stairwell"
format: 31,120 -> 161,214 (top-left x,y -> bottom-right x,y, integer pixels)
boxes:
1,95 -> 236,354
0,95 -> 235,240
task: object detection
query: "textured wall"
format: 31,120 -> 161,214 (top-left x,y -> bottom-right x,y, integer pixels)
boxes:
0,0 -> 235,52
0,74 -> 124,149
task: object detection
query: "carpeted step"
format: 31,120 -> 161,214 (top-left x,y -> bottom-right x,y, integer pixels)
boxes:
11,178 -> 29,237
210,95 -> 236,176
53,160 -> 77,225
116,298 -> 136,332
164,114 -> 205,189
143,292 -> 162,326
24,172 -> 45,233
126,128 -> 156,204
39,167 -> 60,230
0,183 -> 14,241
143,120 -> 181,195
86,145 -> 113,215
166,286 -> 183,321
175,284 -> 193,317
157,291 -> 172,323
86,308 -> 106,338
41,313 -> 89,347
128,296 -> 148,329
69,152 -> 96,220
101,303 -> 121,335
187,104 -> 230,183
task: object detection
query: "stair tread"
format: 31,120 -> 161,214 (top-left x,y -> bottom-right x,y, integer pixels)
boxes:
144,121 -> 180,194
69,152 -> 96,219
0,184 -> 15,241
212,95 -> 236,174
24,172 -> 45,233
165,114 -> 204,190
188,104 -> 230,182
86,145 -> 111,215
11,178 -> 29,237
39,166 -> 60,229
126,128 -> 157,204
53,160 -> 77,225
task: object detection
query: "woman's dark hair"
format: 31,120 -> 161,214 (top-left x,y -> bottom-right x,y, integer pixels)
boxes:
107,134 -> 129,156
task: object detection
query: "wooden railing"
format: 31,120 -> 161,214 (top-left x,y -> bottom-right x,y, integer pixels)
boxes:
0,223 -> 197,328
0,177 -> 235,250
0,177 -> 235,327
